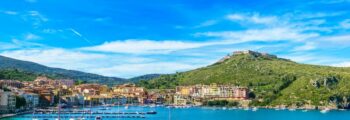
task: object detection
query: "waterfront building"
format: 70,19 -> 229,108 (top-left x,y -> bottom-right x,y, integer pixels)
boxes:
174,84 -> 249,105
21,93 -> 39,108
146,91 -> 167,104
0,90 -> 16,113
174,94 -> 187,106
233,87 -> 248,99
112,83 -> 146,104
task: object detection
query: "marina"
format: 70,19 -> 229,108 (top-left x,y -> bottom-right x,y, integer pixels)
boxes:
3,106 -> 350,120
32,110 -> 157,115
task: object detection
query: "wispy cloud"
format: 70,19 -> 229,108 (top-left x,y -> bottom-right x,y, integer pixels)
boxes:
340,19 -> 350,29
332,61 -> 350,67
227,13 -> 278,25
20,11 -> 48,27
0,48 -> 106,71
194,20 -> 218,28
0,42 -> 18,50
292,42 -> 316,51
80,39 -> 222,54
195,28 -> 318,43
93,62 -> 201,78
28,11 -> 48,22
24,33 -> 41,40
2,11 -> 17,15
320,35 -> 350,46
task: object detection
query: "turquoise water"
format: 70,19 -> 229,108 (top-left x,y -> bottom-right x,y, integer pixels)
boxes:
5,106 -> 350,120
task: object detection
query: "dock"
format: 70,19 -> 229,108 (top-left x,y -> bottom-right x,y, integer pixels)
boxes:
17,115 -> 146,119
33,110 -> 157,115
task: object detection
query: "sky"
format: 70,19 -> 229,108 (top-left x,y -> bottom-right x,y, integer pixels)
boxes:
0,0 -> 350,78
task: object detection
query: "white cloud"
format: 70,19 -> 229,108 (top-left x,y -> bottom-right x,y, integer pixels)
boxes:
294,12 -> 345,19
42,29 -> 63,33
0,49 -> 106,70
93,62 -> 201,78
11,39 -> 46,48
80,39 -> 223,54
3,11 -> 17,15
281,53 -> 343,66
340,19 -> 350,29
332,62 -> 350,67
227,13 -> 277,25
21,11 -> 48,27
195,28 -> 318,43
25,33 -> 41,40
293,42 -> 316,51
194,20 -> 218,28
28,11 -> 48,22
226,14 -> 245,21
320,35 -> 350,45
0,42 -> 18,50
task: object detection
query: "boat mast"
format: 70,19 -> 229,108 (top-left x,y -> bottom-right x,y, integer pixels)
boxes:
82,96 -> 85,119
58,82 -> 61,120
117,96 -> 120,120
168,107 -> 171,120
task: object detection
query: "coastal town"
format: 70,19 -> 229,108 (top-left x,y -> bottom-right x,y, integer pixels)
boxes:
0,76 -> 249,115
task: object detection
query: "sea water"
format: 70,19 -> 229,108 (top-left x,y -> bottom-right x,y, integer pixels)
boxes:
5,106 -> 350,120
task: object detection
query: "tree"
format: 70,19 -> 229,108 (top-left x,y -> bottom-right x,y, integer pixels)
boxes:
16,96 -> 27,109
75,80 -> 87,85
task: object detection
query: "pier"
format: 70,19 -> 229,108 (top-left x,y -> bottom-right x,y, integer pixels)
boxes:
17,115 -> 146,119
33,110 -> 157,115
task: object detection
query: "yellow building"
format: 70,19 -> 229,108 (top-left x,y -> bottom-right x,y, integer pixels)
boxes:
176,86 -> 191,96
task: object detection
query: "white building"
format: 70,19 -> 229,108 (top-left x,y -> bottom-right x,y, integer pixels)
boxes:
0,90 -> 16,113
21,93 -> 39,108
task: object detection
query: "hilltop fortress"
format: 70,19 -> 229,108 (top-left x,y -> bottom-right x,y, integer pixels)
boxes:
218,50 -> 278,63
233,50 -> 277,58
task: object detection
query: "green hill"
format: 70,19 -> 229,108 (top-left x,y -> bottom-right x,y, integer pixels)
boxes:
129,74 -> 162,82
138,50 -> 350,108
0,55 -> 127,85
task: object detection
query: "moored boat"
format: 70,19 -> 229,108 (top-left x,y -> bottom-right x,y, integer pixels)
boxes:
252,107 -> 258,111
320,108 -> 330,113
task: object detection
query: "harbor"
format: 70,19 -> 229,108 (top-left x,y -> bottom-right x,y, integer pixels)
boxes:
32,109 -> 157,115
3,106 -> 350,120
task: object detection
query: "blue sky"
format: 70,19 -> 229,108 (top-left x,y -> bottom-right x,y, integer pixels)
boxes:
1,0 -> 350,78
